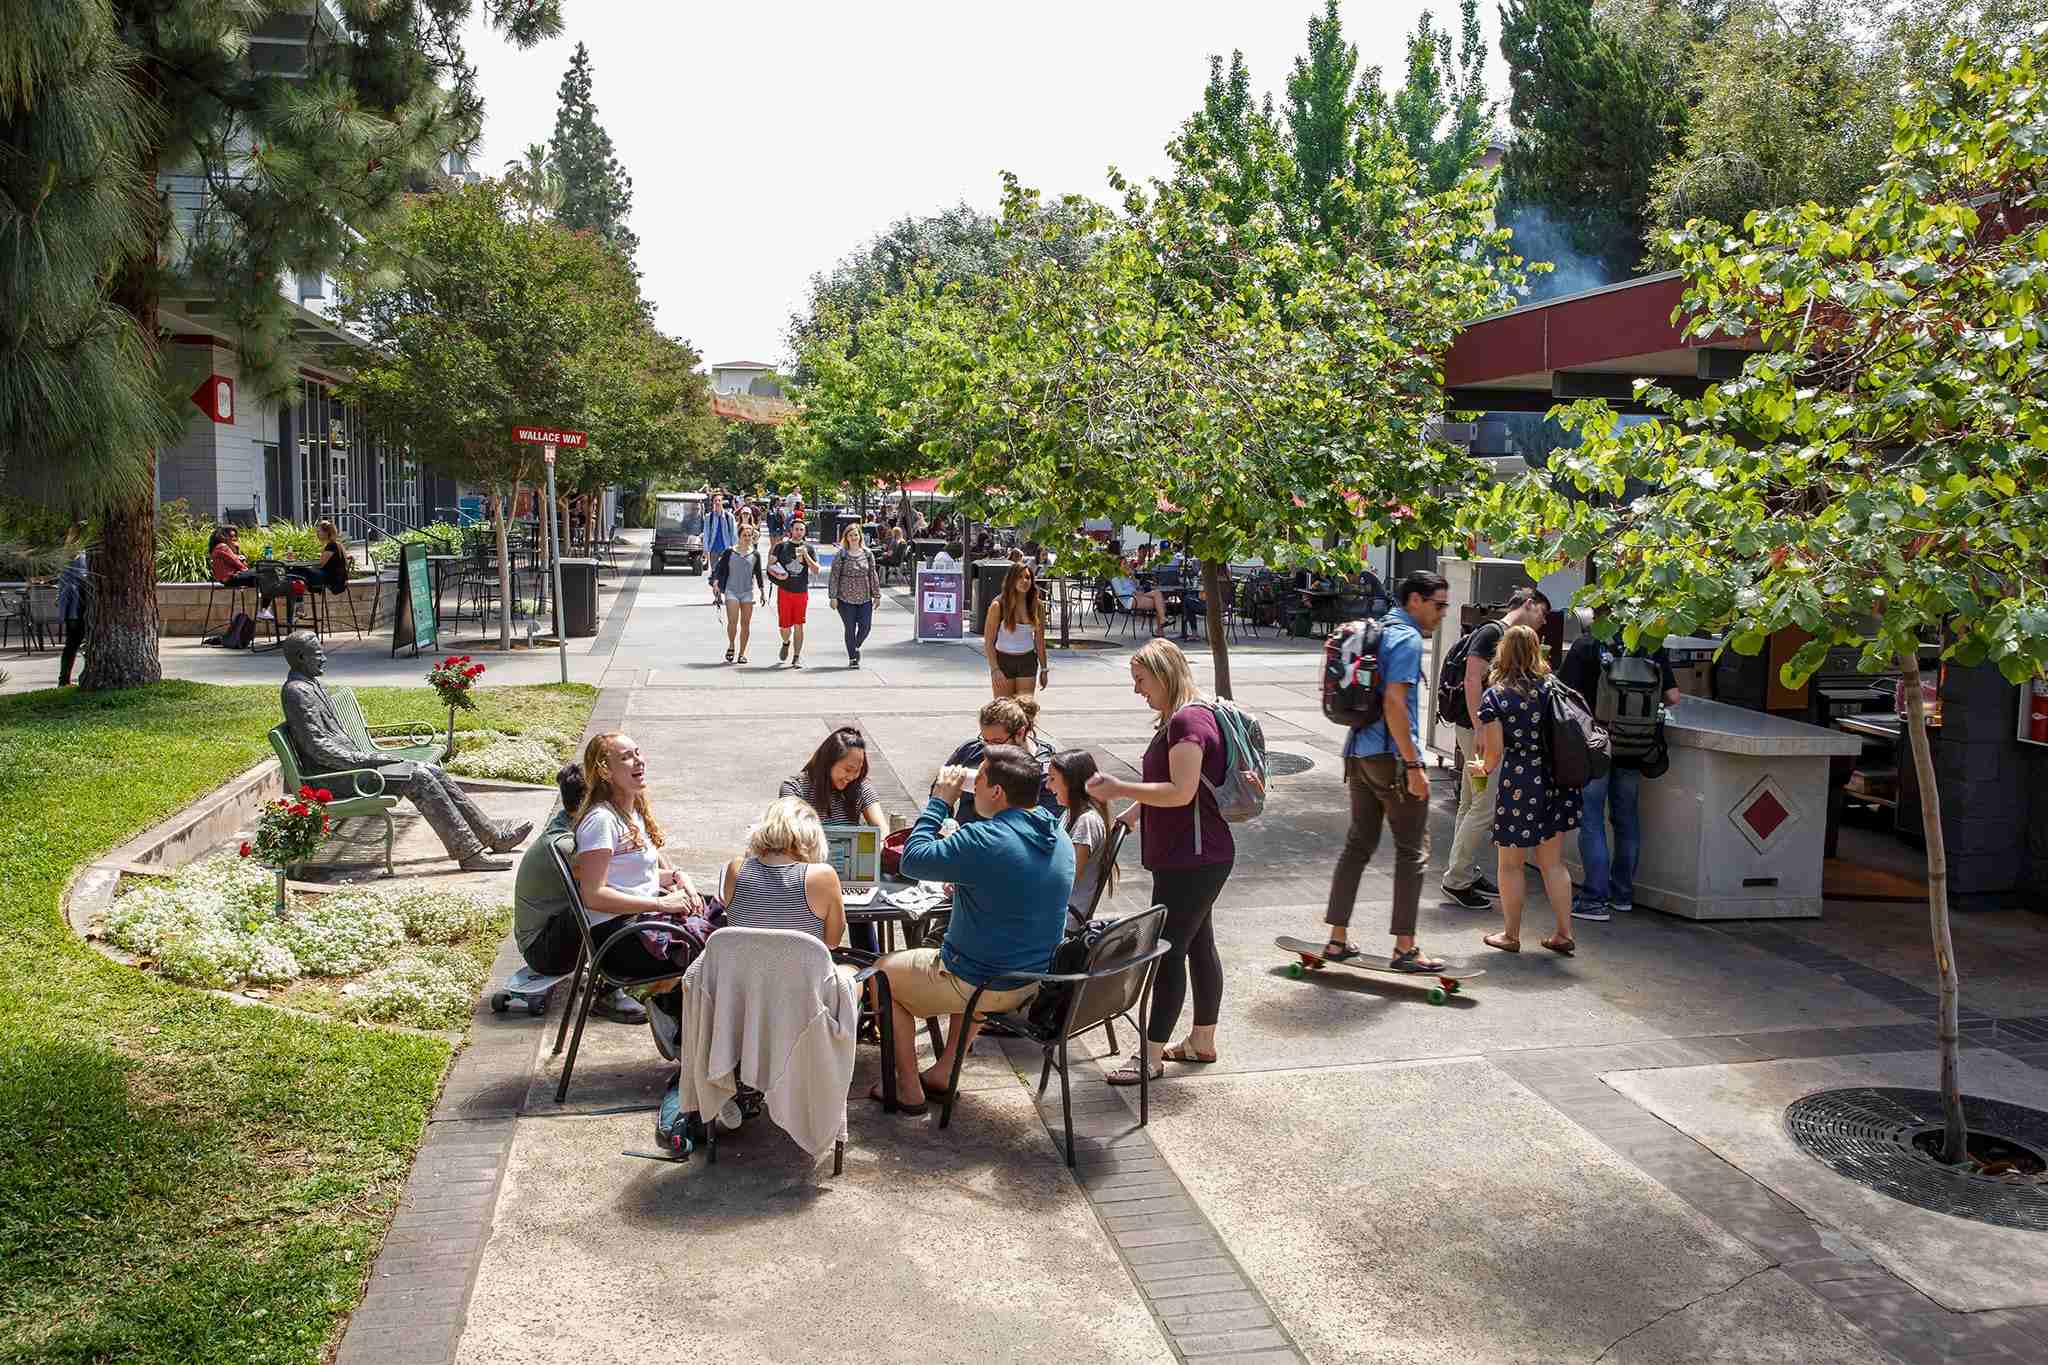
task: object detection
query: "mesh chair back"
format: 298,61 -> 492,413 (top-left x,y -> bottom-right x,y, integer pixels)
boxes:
26,586 -> 61,624
254,561 -> 291,599
1064,905 -> 1167,1036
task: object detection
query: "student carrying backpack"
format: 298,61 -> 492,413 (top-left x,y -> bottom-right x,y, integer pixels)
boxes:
1558,619 -> 1683,921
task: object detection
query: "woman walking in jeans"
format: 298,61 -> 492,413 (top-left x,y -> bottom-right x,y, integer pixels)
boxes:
828,524 -> 882,668
1086,639 -> 1233,1086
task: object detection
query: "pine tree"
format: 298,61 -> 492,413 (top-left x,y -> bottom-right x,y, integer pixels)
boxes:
1,2 -> 181,526
549,42 -> 637,265
1498,0 -> 1690,281
55,1 -> 564,689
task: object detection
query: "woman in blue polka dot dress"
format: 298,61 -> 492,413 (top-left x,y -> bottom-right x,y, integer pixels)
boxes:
1470,624 -> 1581,957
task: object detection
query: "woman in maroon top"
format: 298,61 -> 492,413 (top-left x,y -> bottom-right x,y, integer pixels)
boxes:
1086,638 -> 1234,1085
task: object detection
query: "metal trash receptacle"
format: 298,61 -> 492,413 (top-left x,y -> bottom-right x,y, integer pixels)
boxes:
971,560 -> 1012,632
560,557 -> 599,638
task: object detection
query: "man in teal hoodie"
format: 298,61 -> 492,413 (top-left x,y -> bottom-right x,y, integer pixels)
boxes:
871,744 -> 1074,1114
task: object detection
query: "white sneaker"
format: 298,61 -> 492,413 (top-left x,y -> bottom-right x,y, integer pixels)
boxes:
256,607 -> 275,621
716,1097 -> 744,1131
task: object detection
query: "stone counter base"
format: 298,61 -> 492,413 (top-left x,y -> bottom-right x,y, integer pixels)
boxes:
156,579 -> 397,637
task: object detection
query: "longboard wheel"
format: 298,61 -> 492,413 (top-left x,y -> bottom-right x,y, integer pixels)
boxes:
1441,979 -> 1461,994
1288,962 -> 1304,979
1426,987 -> 1447,1005
490,992 -> 509,1013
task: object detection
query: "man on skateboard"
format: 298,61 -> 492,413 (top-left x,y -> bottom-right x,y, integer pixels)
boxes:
1314,571 -> 1452,974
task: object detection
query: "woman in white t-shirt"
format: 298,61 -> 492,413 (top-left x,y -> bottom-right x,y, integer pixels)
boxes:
572,732 -> 703,985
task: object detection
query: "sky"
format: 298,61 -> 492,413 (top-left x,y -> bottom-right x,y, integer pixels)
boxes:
461,1 -> 1512,371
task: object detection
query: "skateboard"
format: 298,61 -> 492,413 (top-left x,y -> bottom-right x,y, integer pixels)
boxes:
489,965 -> 572,1017
1274,935 -> 1482,1005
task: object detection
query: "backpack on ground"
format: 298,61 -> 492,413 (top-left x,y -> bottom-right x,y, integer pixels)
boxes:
1189,699 -> 1267,855
1539,679 -> 1610,789
1595,653 -> 1664,765
1435,626 -> 1485,729
1321,618 -> 1387,730
225,612 -> 256,650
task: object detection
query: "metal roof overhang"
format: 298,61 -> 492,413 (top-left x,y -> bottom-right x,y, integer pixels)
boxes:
1444,271 -> 1760,414
160,294 -> 373,379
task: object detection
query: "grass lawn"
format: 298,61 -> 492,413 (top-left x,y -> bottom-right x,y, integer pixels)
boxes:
0,680 -> 594,1364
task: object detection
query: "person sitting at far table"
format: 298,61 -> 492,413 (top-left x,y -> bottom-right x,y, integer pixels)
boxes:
721,796 -> 846,946
869,746 -> 1073,1114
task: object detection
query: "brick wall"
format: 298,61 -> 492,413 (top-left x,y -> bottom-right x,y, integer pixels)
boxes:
157,578 -> 395,637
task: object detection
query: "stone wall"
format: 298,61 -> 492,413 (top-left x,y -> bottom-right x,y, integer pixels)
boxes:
157,577 -> 396,638
1934,662 -> 2043,911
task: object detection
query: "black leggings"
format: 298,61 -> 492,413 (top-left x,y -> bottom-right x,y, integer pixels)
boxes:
1145,861 -> 1233,1044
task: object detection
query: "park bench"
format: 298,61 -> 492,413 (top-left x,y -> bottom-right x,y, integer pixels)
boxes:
266,724 -> 400,876
328,684 -> 450,764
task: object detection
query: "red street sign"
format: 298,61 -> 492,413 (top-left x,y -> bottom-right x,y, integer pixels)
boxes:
511,425 -> 587,448
192,374 -> 235,424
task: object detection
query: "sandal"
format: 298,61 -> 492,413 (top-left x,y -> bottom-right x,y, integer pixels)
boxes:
1483,932 -> 1521,953
1162,1041 -> 1218,1064
1389,946 -> 1446,973
1322,940 -> 1364,963
1105,1055 -> 1164,1086
737,653 -> 749,664
1541,935 -> 1577,957
724,647 -> 734,662
867,1083 -> 928,1116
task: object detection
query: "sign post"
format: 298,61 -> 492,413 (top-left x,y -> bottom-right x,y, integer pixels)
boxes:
511,425 -> 586,685
914,567 -> 964,643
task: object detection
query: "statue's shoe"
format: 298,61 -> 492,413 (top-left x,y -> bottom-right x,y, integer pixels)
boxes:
487,820 -> 533,853
458,851 -> 511,872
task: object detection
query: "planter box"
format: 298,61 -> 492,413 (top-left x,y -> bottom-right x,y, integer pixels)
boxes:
158,577 -> 397,637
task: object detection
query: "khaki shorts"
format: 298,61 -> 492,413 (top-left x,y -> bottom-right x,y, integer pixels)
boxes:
881,947 -> 1037,1018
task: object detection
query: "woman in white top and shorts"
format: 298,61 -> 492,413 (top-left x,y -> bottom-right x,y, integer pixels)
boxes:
570,732 -> 705,985
983,560 -> 1048,699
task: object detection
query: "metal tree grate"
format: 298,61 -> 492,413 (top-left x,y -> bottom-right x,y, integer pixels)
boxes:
1784,1088 -> 2048,1231
1264,751 -> 1316,777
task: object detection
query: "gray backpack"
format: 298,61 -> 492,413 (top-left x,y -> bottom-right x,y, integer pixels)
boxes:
1595,654 -> 1664,765
1186,699 -> 1268,855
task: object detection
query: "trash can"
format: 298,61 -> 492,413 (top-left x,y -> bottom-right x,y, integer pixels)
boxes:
560,557 -> 599,638
817,508 -> 843,543
971,560 -> 1012,632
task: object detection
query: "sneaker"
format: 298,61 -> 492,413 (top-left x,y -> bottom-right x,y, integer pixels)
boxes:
256,607 -> 275,621
1473,876 -> 1500,896
643,993 -> 678,1058
779,638 -> 790,662
1610,900 -> 1634,915
595,986 -> 648,1025
1441,883 -> 1493,911
1571,901 -> 1612,922
716,1096 -> 744,1131
654,1079 -> 695,1158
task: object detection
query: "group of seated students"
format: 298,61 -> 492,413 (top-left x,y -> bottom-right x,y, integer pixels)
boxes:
207,521 -> 353,620
510,701 -> 1125,1114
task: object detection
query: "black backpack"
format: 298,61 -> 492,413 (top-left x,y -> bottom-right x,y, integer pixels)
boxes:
1435,623 -> 1493,729
1539,679 -> 1611,789
1321,618 -> 1387,729
226,612 -> 256,649
1595,653 -> 1664,765
1026,918 -> 1110,1035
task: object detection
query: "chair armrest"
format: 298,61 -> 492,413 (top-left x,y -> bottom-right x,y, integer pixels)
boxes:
306,766 -> 388,797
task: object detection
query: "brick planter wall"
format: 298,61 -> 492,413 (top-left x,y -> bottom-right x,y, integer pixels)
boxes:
157,577 -> 398,638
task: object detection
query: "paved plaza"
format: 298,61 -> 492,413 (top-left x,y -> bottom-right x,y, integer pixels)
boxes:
221,539 -> 2048,1365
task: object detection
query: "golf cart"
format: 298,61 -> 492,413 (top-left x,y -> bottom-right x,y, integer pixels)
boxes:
651,492 -> 708,574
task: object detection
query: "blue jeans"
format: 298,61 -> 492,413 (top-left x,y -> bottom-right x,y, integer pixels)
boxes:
1579,768 -> 1642,905
837,599 -> 874,657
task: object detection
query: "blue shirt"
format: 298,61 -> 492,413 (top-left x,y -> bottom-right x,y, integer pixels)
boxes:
1345,606 -> 1424,758
705,509 -> 736,556
900,796 -> 1073,987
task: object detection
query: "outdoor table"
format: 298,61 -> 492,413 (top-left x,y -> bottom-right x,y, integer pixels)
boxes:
425,555 -> 461,620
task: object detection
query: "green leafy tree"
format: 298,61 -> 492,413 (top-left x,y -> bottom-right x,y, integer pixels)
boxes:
1465,34 -> 2048,1162
504,141 -> 564,220
1282,0 -> 1366,240
0,2 -> 180,540
1498,0 -> 1691,281
549,41 -> 637,265
1389,0 -> 1495,195
59,1 -> 562,688
337,180 -> 659,649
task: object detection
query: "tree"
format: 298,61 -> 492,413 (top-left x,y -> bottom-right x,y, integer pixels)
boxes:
550,41 -> 637,266
1282,0 -> 1366,240
1498,0 -> 1692,282
1464,34 -> 2048,1164
1389,0 -> 1495,195
65,1 -> 561,688
504,141 -> 564,219
925,132 -> 1521,698
337,181 -> 664,649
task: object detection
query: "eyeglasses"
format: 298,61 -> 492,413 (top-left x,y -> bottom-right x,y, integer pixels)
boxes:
1427,597 -> 1450,608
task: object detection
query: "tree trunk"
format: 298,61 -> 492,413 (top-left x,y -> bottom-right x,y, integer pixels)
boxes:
1900,649 -> 1966,1163
1202,557 -> 1233,700
86,141 -> 167,690
495,483 -> 515,651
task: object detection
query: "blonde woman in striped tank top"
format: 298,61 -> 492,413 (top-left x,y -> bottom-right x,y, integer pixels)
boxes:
720,796 -> 845,948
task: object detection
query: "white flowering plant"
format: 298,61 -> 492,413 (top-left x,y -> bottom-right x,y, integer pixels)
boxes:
342,948 -> 489,1029
447,735 -> 560,786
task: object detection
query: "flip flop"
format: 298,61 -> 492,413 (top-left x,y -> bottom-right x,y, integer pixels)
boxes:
1483,932 -> 1521,953
867,1083 -> 928,1116
1162,1042 -> 1218,1064
1105,1055 -> 1164,1086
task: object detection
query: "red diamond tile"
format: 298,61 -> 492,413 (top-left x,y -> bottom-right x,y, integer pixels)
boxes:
1743,789 -> 1790,841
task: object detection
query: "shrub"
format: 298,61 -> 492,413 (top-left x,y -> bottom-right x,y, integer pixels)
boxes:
343,948 -> 488,1029
447,735 -> 560,785
273,892 -> 406,976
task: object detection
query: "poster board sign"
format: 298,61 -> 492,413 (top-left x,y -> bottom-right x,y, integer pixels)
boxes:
391,540 -> 439,657
915,568 -> 964,642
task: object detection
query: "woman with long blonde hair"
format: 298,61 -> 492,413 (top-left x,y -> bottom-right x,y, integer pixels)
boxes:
983,560 -> 1048,699
570,734 -> 705,1026
1083,638 -> 1235,1085
1471,625 -> 1582,956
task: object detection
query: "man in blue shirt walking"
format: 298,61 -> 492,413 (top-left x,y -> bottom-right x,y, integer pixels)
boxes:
703,492 -> 737,609
1317,570 -> 1451,973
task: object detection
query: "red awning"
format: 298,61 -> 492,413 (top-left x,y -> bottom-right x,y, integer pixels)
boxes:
899,477 -> 943,494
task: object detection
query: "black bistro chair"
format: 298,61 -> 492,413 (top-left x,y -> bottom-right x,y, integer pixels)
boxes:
933,905 -> 1171,1167
548,833 -> 695,1104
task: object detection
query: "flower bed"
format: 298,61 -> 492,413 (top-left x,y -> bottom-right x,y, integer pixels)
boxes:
102,852 -> 510,1030
446,724 -> 578,785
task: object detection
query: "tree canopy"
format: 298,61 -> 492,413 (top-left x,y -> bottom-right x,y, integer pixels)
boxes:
549,41 -> 638,266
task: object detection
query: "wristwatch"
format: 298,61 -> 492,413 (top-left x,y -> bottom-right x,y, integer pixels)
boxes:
1402,759 -> 1425,770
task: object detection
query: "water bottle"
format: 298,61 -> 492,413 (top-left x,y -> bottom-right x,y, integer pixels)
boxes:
263,544 -> 274,560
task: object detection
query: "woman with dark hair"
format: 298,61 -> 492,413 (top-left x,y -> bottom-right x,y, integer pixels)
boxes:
1048,749 -> 1118,928
779,725 -> 888,829
982,560 -> 1048,699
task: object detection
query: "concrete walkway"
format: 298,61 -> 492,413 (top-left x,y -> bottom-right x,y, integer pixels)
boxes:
327,546 -> 2048,1365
